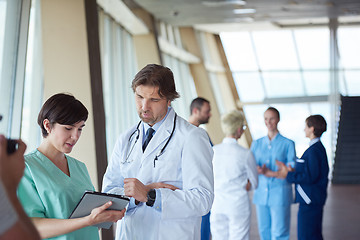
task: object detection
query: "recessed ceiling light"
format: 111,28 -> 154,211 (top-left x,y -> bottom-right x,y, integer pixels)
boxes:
223,17 -> 254,23
202,0 -> 246,7
233,8 -> 256,14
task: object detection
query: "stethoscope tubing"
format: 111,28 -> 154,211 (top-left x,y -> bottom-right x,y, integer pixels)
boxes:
124,114 -> 177,167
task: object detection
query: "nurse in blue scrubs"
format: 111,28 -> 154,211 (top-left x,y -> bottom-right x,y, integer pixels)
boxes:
17,93 -> 125,240
251,107 -> 296,240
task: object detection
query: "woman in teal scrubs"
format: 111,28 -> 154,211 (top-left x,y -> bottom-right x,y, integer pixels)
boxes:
17,93 -> 125,240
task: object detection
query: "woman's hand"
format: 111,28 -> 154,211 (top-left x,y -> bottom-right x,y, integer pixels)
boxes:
86,201 -> 126,226
257,164 -> 267,175
275,160 -> 289,179
258,163 -> 280,178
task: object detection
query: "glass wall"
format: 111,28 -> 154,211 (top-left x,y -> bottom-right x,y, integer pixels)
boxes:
0,0 -> 31,140
158,22 -> 197,119
98,8 -> 138,158
162,53 -> 197,118
220,27 -> 349,171
197,31 -> 227,116
21,0 -> 43,152
338,26 -> 360,96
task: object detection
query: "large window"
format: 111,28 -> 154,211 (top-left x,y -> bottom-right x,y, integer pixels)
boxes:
0,0 -> 31,139
338,26 -> 360,95
162,53 -> 197,118
220,27 -> 346,170
21,0 -> 43,152
98,8 -> 138,158
158,22 -> 197,119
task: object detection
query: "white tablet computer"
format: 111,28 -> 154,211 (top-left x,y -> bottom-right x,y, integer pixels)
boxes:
69,191 -> 130,229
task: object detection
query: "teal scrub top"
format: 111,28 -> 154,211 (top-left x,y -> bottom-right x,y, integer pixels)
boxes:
17,150 -> 99,240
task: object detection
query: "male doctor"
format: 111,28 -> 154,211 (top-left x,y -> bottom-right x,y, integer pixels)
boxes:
102,64 -> 214,240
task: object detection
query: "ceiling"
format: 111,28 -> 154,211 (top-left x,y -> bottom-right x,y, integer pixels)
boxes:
127,0 -> 360,32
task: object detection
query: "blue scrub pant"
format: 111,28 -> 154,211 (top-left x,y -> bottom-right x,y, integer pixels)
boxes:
256,205 -> 290,240
298,204 -> 323,240
201,211 -> 211,240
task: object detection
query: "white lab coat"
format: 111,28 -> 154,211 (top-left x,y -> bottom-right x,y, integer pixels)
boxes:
102,108 -> 214,240
210,138 -> 258,240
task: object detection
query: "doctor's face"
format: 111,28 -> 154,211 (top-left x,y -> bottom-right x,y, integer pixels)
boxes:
135,85 -> 170,126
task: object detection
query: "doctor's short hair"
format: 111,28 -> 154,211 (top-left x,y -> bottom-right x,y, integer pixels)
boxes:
37,93 -> 88,137
306,115 -> 327,137
131,64 -> 180,101
190,97 -> 210,115
221,110 -> 245,136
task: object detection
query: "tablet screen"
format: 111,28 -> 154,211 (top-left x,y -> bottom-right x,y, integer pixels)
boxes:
69,191 -> 130,229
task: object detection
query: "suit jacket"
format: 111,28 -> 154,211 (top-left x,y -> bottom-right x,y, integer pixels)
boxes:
287,141 -> 329,206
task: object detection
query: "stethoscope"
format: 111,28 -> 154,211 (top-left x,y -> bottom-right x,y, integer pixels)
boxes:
123,114 -> 177,168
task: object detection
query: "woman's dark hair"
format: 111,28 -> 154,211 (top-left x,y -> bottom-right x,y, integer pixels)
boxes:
306,114 -> 327,137
37,93 -> 88,137
131,64 -> 180,101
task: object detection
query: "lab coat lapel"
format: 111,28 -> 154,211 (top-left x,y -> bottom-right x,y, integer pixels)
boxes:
141,108 -> 174,160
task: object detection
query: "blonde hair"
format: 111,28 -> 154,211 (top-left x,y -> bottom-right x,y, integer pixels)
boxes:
221,110 -> 245,136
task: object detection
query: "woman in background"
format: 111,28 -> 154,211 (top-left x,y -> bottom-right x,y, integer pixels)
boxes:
277,115 -> 329,240
210,110 -> 258,240
251,107 -> 296,240
17,93 -> 125,240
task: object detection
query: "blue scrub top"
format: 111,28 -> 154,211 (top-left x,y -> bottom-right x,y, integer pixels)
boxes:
17,150 -> 99,240
251,133 -> 296,206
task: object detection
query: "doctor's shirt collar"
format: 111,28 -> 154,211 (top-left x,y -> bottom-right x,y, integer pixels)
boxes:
142,106 -> 172,136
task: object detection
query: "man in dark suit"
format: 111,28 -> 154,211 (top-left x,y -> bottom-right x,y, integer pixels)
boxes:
277,115 -> 329,240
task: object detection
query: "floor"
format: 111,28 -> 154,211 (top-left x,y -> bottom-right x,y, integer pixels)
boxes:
249,184 -> 360,240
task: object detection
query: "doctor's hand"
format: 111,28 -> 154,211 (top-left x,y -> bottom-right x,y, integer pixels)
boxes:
245,180 -> 251,191
87,201 -> 126,226
124,178 -> 149,202
146,182 -> 179,191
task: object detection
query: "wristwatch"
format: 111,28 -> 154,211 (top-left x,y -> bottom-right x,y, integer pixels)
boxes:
146,189 -> 156,207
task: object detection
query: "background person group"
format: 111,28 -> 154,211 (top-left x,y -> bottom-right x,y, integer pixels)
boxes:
210,107 -> 328,240
1,63 -> 328,240
251,107 -> 329,240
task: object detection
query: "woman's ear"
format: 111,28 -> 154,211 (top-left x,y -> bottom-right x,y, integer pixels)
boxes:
43,119 -> 51,134
237,127 -> 244,138
309,126 -> 315,134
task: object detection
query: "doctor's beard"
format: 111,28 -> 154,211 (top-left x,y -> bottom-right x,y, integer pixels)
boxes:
138,110 -> 166,127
